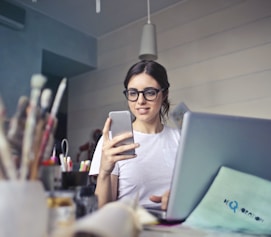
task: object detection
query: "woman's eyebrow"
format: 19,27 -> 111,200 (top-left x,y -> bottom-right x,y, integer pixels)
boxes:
127,87 -> 157,90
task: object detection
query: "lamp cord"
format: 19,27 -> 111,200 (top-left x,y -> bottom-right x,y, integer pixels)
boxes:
96,0 -> 101,13
147,0 -> 151,24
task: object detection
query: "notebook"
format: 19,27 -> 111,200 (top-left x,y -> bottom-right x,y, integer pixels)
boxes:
148,111 -> 271,222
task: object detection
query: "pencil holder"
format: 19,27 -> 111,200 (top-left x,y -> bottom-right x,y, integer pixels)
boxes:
0,181 -> 48,237
39,165 -> 62,191
61,171 -> 89,190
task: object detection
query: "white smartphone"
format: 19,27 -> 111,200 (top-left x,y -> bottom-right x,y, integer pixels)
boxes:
109,110 -> 135,155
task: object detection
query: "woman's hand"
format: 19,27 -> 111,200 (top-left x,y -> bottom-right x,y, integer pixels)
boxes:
99,117 -> 139,176
149,190 -> 170,210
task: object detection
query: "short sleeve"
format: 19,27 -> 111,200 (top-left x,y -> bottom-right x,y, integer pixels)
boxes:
88,135 -> 103,175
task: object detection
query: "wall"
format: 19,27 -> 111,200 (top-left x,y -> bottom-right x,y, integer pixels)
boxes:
0,4 -> 97,117
68,0 -> 271,158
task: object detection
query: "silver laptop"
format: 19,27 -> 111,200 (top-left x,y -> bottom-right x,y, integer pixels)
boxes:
149,111 -> 271,223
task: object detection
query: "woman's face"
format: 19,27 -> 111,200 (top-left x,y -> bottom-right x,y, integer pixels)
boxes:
127,72 -> 164,124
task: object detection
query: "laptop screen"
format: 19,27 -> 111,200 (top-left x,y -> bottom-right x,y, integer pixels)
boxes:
166,111 -> 271,221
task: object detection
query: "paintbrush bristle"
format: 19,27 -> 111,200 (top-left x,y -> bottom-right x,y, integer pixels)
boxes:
31,74 -> 47,89
40,89 -> 52,109
18,96 -> 29,108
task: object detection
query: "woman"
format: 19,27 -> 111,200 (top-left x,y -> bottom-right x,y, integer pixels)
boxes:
89,60 -> 180,209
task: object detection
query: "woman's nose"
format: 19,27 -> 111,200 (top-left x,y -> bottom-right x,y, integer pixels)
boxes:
137,92 -> 146,104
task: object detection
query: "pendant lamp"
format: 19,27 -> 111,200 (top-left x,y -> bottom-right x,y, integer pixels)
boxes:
139,0 -> 158,60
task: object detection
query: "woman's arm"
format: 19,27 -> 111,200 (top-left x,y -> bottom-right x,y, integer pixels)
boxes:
94,117 -> 139,208
95,172 -> 118,208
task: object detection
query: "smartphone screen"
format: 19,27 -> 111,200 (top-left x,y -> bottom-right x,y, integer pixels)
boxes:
109,110 -> 135,155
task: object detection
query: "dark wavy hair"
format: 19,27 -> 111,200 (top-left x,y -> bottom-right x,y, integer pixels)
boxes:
123,60 -> 170,123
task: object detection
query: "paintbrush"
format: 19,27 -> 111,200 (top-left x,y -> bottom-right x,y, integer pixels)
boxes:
7,96 -> 29,167
0,96 -> 17,179
30,88 -> 52,176
40,89 -> 52,117
20,74 -> 47,180
7,96 -> 29,143
30,78 -> 67,180
33,89 -> 52,163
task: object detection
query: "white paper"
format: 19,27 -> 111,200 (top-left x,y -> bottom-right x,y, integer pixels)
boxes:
184,166 -> 271,235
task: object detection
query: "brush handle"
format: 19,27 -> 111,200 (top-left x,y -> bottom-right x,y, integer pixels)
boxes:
51,78 -> 66,117
29,115 -> 55,180
0,125 -> 17,179
20,89 -> 39,180
0,98 -> 17,179
20,75 -> 46,180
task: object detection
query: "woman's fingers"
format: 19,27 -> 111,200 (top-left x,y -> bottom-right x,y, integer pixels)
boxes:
161,191 -> 170,210
105,122 -> 139,157
100,117 -> 139,174
149,190 -> 170,210
102,117 -> 111,143
103,141 -> 138,161
149,195 -> 162,203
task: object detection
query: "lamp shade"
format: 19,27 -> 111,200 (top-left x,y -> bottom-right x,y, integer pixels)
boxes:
139,23 -> 157,60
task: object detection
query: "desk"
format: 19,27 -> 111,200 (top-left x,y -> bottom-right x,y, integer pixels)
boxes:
140,231 -> 254,237
141,230 -> 179,237
50,222 -> 265,237
140,226 -> 259,237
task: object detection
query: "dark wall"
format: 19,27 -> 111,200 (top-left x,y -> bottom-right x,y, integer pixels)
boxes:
0,2 -> 97,117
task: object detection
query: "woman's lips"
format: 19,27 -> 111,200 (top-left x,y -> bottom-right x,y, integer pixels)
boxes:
136,108 -> 149,115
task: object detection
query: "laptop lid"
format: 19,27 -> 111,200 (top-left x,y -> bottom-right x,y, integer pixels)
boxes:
166,111 -> 271,222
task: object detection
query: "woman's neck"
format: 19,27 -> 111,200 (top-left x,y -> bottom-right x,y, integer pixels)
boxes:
133,119 -> 163,134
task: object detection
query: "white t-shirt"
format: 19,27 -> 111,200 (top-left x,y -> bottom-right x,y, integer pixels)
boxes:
89,125 -> 181,208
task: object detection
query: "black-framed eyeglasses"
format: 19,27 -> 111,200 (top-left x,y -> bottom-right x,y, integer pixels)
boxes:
123,87 -> 165,102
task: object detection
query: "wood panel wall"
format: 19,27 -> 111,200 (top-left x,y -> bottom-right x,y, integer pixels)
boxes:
68,0 -> 271,159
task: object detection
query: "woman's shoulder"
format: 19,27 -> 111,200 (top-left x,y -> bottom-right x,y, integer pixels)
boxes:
163,125 -> 181,138
163,125 -> 180,133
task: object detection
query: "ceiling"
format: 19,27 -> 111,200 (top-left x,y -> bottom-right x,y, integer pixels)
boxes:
12,0 -> 184,38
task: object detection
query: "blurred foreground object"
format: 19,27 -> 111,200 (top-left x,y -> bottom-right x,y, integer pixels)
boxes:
52,199 -> 157,237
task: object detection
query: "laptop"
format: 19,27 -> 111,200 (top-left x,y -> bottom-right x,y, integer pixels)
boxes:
148,111 -> 271,223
